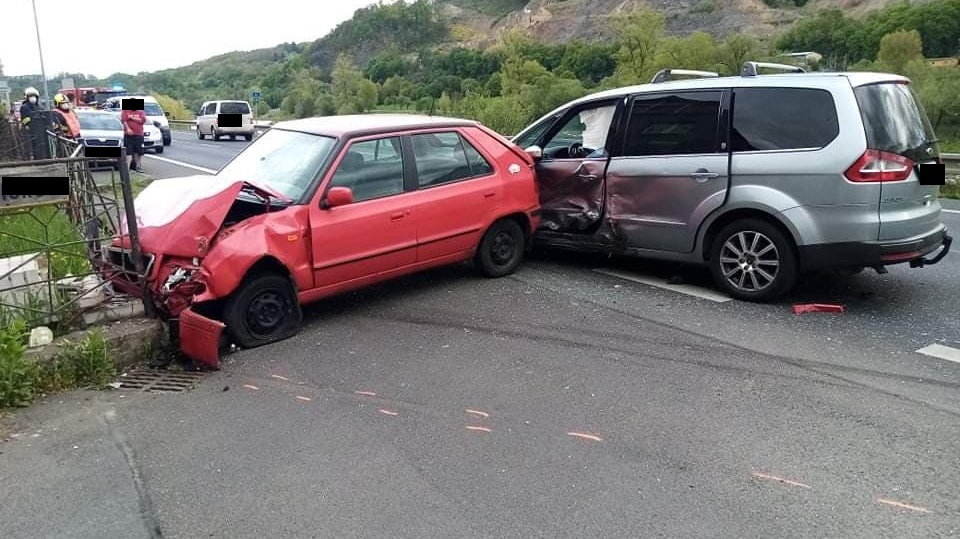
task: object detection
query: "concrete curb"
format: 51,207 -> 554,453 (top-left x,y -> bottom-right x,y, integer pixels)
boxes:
25,317 -> 166,371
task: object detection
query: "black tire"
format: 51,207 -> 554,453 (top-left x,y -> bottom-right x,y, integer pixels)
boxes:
230,135 -> 236,141
475,219 -> 526,278
245,133 -> 253,141
222,273 -> 303,349
197,127 -> 205,140
213,127 -> 221,141
708,218 -> 798,302
154,145 -> 163,154
163,136 -> 171,146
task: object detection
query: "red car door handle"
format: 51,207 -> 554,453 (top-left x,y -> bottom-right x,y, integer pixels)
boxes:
484,191 -> 496,198
391,211 -> 407,221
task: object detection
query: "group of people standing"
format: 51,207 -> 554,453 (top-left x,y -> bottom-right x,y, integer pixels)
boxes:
16,86 -> 147,171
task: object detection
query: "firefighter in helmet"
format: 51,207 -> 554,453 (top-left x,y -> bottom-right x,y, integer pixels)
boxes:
51,93 -> 81,139
19,87 -> 42,129
18,87 -> 45,159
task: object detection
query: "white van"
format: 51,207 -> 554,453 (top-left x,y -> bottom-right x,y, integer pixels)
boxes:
102,95 -> 171,146
196,100 -> 254,141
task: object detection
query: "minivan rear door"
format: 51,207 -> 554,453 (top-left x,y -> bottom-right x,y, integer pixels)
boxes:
852,81 -> 943,241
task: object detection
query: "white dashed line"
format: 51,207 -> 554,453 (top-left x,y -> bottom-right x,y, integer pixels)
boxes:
916,343 -> 960,364
143,154 -> 217,174
941,209 -> 960,214
594,268 -> 733,303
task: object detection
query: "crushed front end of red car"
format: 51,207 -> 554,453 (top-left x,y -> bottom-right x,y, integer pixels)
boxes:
102,175 -> 295,369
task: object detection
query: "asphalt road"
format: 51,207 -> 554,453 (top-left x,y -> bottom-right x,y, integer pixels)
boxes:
2,139 -> 959,538
141,128 -> 251,176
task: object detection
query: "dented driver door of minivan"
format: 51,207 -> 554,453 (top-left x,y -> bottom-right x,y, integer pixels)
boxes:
532,99 -> 621,233
604,90 -> 730,253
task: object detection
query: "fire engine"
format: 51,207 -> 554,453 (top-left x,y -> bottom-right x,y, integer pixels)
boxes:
58,85 -> 129,108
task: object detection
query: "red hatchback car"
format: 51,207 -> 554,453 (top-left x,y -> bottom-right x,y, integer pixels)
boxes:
106,115 -> 541,367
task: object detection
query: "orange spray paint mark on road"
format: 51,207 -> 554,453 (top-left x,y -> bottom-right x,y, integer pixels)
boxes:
295,396 -> 312,402
355,391 -> 377,397
567,432 -> 603,442
877,499 -> 932,514
465,409 -> 489,418
751,472 -> 811,489
378,409 -> 398,416
466,426 -> 491,433
271,374 -> 289,381
242,384 -> 259,391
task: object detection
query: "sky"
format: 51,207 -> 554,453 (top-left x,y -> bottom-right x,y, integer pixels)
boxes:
0,0 -> 382,79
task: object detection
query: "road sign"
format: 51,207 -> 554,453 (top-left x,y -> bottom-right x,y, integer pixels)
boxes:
0,79 -> 9,91
252,91 -> 261,102
61,78 -> 75,90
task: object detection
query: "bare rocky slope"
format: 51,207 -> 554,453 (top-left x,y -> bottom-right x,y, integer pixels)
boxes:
439,0 -> 926,46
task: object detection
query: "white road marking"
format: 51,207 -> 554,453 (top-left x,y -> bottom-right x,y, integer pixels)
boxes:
915,343 -> 960,364
594,268 -> 733,303
143,154 -> 216,174
941,208 -> 960,214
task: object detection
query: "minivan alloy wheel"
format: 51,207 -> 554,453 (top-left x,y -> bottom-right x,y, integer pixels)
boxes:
719,231 -> 780,293
709,218 -> 797,302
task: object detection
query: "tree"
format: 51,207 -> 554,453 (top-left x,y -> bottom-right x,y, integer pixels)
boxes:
876,30 -> 924,74
910,65 -> 960,130
654,32 -> 720,73
331,54 -> 378,114
151,94 -> 192,120
717,35 -> 760,75
610,8 -> 666,83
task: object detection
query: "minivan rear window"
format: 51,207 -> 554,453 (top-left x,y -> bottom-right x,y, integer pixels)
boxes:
854,82 -> 939,162
731,88 -> 839,151
220,102 -> 250,114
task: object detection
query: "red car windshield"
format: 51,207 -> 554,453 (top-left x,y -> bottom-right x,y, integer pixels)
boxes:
216,129 -> 336,201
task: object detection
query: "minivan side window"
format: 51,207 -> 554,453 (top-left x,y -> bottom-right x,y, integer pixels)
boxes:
513,116 -> 555,149
203,103 -> 217,115
329,137 -> 405,202
622,91 -> 722,157
412,131 -> 494,188
541,104 -> 617,159
731,88 -> 839,152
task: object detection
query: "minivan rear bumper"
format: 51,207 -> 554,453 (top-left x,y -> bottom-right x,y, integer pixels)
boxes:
799,227 -> 951,271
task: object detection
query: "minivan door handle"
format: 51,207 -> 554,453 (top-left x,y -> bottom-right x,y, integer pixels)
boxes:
689,169 -> 720,182
390,211 -> 407,221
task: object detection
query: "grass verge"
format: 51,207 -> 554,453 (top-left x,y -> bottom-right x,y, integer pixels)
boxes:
0,319 -> 115,408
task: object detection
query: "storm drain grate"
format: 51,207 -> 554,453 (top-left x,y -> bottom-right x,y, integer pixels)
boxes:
115,370 -> 205,393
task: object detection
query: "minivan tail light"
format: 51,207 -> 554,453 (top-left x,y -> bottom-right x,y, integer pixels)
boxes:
845,149 -> 914,183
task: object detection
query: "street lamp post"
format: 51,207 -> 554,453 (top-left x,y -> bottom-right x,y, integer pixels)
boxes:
31,0 -> 50,108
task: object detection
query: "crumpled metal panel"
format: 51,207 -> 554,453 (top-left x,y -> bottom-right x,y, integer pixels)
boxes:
535,158 -> 607,233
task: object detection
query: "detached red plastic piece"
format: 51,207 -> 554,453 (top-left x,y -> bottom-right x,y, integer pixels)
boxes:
179,307 -> 225,369
792,303 -> 845,314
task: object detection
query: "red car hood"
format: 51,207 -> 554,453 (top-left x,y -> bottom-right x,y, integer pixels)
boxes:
119,175 -> 278,258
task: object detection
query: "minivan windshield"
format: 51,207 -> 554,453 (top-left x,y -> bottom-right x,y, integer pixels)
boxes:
220,102 -> 251,114
854,82 -> 939,162
216,129 -> 336,201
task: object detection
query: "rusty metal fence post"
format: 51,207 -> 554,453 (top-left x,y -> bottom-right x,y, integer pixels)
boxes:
116,147 -> 156,319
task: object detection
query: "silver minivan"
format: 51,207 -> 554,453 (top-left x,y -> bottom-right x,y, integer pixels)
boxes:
196,100 -> 254,141
513,62 -> 952,301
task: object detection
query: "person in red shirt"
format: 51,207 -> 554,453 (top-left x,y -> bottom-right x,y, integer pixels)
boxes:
120,102 -> 147,172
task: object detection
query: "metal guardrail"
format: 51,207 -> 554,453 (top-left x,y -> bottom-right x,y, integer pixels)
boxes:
167,119 -> 272,132
942,153 -> 959,176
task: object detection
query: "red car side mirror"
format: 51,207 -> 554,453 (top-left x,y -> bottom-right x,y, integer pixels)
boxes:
325,187 -> 354,208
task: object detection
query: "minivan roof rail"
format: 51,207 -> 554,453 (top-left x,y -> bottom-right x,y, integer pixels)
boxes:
650,69 -> 720,84
741,61 -> 806,77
